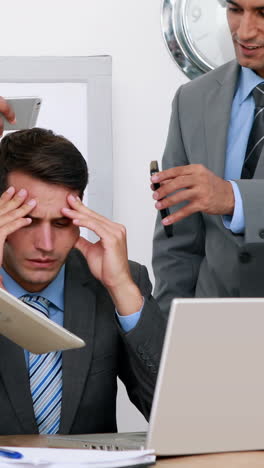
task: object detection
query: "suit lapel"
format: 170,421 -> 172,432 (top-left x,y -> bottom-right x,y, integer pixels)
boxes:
0,338 -> 37,433
204,61 -> 264,179
59,249 -> 97,434
204,61 -> 240,177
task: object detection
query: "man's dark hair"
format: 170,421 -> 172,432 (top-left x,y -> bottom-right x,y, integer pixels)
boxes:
0,128 -> 88,197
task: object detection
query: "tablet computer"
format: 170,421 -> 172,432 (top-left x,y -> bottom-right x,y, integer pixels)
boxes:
0,288 -> 85,354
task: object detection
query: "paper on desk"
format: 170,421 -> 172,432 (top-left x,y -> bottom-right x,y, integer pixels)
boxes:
0,447 -> 156,467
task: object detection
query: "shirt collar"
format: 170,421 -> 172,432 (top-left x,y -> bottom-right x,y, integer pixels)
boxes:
0,265 -> 65,311
237,67 -> 264,104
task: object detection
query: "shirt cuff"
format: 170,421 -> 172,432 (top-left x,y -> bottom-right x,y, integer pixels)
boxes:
222,180 -> 245,234
115,298 -> 144,332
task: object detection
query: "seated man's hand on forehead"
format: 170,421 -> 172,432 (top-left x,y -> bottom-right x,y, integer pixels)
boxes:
62,194 -> 143,317
0,186 -> 36,266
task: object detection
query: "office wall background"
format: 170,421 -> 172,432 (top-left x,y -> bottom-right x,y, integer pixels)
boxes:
1,0 -> 188,430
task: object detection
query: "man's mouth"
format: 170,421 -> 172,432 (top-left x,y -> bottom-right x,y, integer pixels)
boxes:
27,258 -> 56,267
243,45 -> 262,49
235,38 -> 264,51
241,44 -> 263,50
234,39 -> 264,57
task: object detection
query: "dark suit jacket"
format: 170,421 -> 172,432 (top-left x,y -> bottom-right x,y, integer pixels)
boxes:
0,249 -> 167,435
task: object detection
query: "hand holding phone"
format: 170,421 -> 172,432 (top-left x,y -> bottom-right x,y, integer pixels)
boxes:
0,97 -> 16,136
1,97 -> 41,131
150,160 -> 173,238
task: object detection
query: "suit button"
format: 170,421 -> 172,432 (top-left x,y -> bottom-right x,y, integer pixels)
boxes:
239,252 -> 251,263
259,229 -> 264,239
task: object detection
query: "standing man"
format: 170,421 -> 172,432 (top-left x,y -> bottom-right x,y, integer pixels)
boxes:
0,127 -> 166,435
152,0 -> 264,314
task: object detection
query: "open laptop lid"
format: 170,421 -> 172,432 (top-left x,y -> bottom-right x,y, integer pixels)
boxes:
0,287 -> 85,353
146,298 -> 264,456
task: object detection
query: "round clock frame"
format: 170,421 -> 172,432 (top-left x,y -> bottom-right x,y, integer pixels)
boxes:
161,0 -> 235,80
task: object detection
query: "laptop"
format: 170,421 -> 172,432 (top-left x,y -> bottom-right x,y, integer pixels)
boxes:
0,287 -> 85,353
47,298 -> 264,456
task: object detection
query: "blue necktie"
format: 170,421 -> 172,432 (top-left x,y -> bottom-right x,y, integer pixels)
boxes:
20,295 -> 62,434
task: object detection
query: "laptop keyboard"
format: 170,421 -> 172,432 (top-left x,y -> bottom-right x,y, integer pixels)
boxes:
47,432 -> 147,451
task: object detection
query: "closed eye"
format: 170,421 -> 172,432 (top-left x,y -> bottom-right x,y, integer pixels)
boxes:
53,218 -> 72,228
227,5 -> 241,13
24,216 -> 72,228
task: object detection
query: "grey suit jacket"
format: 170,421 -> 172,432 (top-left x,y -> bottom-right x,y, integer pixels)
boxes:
153,60 -> 264,313
0,249 -> 166,435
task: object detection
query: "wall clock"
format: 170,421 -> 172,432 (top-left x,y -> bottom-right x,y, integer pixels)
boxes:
161,0 -> 235,79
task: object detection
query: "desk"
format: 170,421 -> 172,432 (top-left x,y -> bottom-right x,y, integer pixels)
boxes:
0,435 -> 264,467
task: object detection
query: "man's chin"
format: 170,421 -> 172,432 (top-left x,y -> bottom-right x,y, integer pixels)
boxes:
17,269 -> 60,292
235,49 -> 264,75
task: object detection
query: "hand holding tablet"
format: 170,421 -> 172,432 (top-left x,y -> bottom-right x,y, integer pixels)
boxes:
0,287 -> 85,354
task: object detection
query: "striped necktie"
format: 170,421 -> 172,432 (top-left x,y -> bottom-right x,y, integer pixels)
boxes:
20,295 -> 62,434
241,83 -> 264,179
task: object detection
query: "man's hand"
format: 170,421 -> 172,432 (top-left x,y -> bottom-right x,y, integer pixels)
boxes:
0,97 -> 16,136
151,164 -> 235,225
62,195 -> 143,316
0,186 -> 36,266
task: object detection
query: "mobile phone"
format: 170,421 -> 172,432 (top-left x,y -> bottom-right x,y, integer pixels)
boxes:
150,160 -> 173,238
1,97 -> 42,130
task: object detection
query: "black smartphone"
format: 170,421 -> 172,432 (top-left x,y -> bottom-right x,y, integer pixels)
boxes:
150,160 -> 173,238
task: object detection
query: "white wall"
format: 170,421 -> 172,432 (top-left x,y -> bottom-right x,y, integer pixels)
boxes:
0,0 -> 188,430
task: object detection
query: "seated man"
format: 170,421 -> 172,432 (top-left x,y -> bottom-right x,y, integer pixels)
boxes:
0,127 -> 167,435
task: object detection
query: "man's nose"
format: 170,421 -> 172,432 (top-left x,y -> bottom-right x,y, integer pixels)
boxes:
35,225 -> 54,252
237,14 -> 258,41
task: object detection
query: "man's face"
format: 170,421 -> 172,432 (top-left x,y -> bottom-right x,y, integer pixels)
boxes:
227,0 -> 264,77
3,171 -> 80,292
